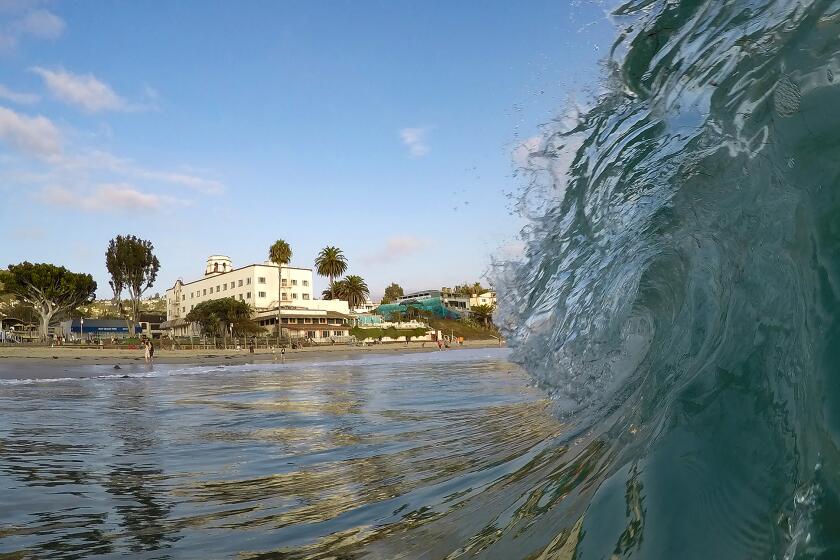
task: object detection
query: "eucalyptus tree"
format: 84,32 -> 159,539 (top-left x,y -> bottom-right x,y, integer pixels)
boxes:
268,239 -> 292,345
1,262 -> 96,341
381,282 -> 404,304
106,235 -> 160,334
314,246 -> 348,299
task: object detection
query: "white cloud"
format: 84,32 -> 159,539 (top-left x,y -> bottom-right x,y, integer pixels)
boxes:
0,83 -> 38,104
31,67 -> 129,113
361,235 -> 431,264
50,149 -> 225,195
0,105 -> 60,157
399,127 -> 430,157
0,7 -> 64,52
137,170 -> 224,195
15,8 -> 63,39
36,183 -> 180,213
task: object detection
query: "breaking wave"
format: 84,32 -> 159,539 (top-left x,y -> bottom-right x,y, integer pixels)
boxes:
495,0 -> 840,556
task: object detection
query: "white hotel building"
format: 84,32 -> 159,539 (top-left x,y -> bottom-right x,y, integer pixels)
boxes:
163,255 -> 351,339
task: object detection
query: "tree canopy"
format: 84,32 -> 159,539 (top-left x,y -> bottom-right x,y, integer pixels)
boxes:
455,282 -> 488,296
334,275 -> 369,309
106,235 -> 160,331
186,298 -> 262,338
381,282 -> 404,304
268,239 -> 292,266
470,303 -> 495,326
2,262 -> 97,340
314,246 -> 348,299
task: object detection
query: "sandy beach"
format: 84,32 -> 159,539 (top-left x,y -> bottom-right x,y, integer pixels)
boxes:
0,340 -> 503,380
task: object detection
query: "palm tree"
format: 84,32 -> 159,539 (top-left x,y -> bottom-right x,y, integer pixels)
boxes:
340,275 -> 369,310
330,279 -> 347,301
269,239 -> 292,346
470,303 -> 494,327
314,246 -> 348,299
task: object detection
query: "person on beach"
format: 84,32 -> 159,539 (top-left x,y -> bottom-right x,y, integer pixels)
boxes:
149,339 -> 155,362
144,339 -> 151,363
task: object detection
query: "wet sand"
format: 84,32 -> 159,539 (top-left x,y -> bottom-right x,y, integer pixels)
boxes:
0,340 -> 502,380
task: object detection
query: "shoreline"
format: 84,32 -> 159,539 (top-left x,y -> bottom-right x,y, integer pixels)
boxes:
0,340 -> 504,380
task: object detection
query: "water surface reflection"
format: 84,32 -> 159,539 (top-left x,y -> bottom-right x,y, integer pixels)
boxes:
0,349 -> 581,559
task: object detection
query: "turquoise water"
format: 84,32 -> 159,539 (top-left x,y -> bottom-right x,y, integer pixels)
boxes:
493,0 -> 840,557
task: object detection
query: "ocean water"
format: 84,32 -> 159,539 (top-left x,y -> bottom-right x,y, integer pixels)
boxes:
492,0 -> 840,557
0,350 -> 576,559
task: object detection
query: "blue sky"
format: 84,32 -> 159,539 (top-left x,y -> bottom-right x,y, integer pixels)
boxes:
0,0 -> 613,298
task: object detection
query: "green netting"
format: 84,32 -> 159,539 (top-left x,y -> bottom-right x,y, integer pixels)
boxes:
375,297 -> 461,320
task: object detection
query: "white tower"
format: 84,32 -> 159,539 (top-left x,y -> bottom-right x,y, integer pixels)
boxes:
205,255 -> 232,276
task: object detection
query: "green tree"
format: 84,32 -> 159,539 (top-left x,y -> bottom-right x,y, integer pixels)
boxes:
456,282 -> 486,296
381,282 -> 404,304
186,298 -> 261,340
106,235 -> 160,334
314,246 -> 348,299
1,262 -> 97,341
268,239 -> 292,345
339,275 -> 370,310
470,303 -> 495,327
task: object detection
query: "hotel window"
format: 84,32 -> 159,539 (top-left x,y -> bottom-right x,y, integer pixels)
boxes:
258,291 -> 266,298
288,318 -> 297,324
322,331 -> 329,338
333,331 -> 342,337
246,278 -> 251,285
281,318 -> 289,324
291,279 -> 297,286
303,280 -> 309,286
307,331 -> 316,339
246,292 -> 251,299
203,289 -> 207,295
238,280 -> 243,287
182,306 -> 186,313
209,287 -> 213,294
216,285 -> 220,291
303,318 -> 312,324
281,278 -> 287,286
191,305 -> 194,310
182,295 -> 186,301
281,293 -> 287,300
258,277 -> 266,284
239,294 -> 244,301
190,292 -> 194,298
319,318 -> 326,324
292,293 -> 298,299
302,294 -> 310,300
223,283 -> 227,290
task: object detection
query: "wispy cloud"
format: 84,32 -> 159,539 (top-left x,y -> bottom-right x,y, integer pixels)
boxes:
51,150 -> 225,195
0,105 -> 61,157
31,67 -> 132,113
0,83 -> 39,104
399,127 -> 431,157
14,8 -> 63,39
36,183 -> 183,213
0,7 -> 64,52
360,235 -> 431,264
